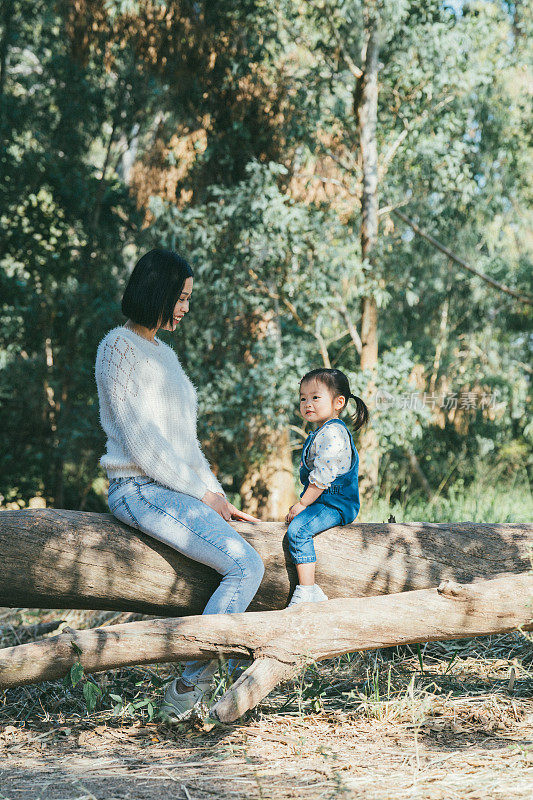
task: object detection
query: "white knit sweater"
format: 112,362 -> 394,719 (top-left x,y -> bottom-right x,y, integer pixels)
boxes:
95,326 -> 225,500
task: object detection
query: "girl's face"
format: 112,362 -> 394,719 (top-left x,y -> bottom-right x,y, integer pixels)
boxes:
159,277 -> 193,332
299,379 -> 346,425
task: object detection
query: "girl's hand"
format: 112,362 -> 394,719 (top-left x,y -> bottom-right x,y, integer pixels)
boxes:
285,502 -> 307,524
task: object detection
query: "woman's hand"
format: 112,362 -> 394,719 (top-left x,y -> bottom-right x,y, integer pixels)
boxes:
215,491 -> 261,523
202,490 -> 261,523
285,501 -> 307,524
202,490 -> 231,520
228,504 -> 262,523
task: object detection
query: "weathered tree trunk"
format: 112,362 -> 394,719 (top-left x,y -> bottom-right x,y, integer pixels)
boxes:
240,308 -> 297,521
240,427 -> 297,522
406,450 -> 432,500
1,510 -> 532,615
429,261 -> 452,396
1,573 -> 531,723
357,18 -> 381,502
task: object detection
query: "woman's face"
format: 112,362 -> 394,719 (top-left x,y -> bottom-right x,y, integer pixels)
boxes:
159,276 -> 193,332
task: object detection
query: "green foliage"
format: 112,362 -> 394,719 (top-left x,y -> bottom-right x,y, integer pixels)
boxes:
0,0 -> 531,509
0,0 -> 151,508
69,661 -> 84,687
67,660 -> 102,713
150,161 -> 367,468
366,461 -> 533,524
82,680 -> 102,712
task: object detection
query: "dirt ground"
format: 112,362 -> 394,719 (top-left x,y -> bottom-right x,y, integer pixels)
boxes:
1,705 -> 532,800
1,610 -> 533,800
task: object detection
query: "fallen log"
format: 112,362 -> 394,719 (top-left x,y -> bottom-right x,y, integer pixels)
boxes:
1,509 -> 532,613
1,573 -> 532,722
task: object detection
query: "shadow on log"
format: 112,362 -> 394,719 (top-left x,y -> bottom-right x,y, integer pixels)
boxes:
1,509 -> 532,613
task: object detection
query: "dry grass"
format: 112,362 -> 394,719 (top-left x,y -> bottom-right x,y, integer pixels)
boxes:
1,607 -> 533,799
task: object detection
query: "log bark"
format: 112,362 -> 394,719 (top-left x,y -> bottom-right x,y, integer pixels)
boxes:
1,573 -> 531,722
1,509 -> 532,614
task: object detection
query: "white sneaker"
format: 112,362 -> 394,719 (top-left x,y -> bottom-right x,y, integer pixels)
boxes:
158,678 -> 212,722
288,584 -> 329,607
311,585 -> 328,602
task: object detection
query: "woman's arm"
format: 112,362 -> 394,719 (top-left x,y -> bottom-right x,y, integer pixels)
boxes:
97,335 -> 208,500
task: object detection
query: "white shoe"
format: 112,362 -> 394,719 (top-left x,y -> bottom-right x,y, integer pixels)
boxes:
311,585 -> 328,602
288,584 -> 329,607
158,678 -> 212,722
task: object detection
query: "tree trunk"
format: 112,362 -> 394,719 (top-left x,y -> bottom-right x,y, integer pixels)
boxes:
358,295 -> 379,499
240,427 -> 297,521
356,19 -> 380,502
212,572 -> 533,721
1,573 -> 531,724
42,326 -> 67,507
406,450 -> 432,500
429,291 -> 450,396
1,509 -> 532,615
240,307 -> 297,520
429,259 -> 453,414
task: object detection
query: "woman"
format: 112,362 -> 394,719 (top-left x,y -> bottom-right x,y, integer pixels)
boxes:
95,248 -> 264,721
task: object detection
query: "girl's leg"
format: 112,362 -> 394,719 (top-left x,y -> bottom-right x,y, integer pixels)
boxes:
109,478 -> 264,687
296,562 -> 316,586
286,503 -> 343,567
286,504 -> 343,605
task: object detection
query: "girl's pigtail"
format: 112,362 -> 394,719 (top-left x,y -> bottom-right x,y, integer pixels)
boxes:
348,393 -> 369,431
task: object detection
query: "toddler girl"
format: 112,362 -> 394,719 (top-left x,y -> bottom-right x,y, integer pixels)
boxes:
285,368 -> 369,606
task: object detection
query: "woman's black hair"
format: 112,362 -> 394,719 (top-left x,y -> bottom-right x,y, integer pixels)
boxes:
300,368 -> 369,432
121,248 -> 194,329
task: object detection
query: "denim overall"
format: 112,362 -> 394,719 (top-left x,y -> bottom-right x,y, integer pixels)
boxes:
299,418 -> 360,525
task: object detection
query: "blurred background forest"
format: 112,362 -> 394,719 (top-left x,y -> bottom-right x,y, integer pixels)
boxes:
0,0 -> 531,522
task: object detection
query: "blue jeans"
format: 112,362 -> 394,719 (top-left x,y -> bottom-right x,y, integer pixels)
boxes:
107,476 -> 264,687
287,503 -> 343,564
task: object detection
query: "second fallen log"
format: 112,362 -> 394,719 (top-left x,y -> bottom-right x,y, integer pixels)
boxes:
1,571 -> 531,724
